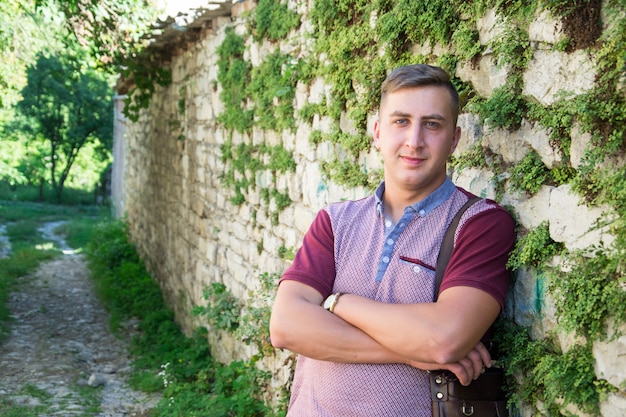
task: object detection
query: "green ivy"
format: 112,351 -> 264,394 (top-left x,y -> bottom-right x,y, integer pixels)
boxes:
235,272 -> 281,358
277,246 -> 295,260
123,53 -> 172,122
494,321 -> 614,417
508,150 -> 550,195
247,50 -> 300,132
204,2 -> 626,415
249,0 -> 301,42
216,27 -> 253,133
506,222 -> 564,270
471,76 -> 527,131
549,246 -> 626,340
192,283 -> 241,332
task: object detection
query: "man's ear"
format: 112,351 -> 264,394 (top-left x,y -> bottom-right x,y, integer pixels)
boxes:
450,126 -> 461,154
373,119 -> 381,149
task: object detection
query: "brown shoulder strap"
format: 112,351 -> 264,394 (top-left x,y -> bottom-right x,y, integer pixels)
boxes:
433,197 -> 481,302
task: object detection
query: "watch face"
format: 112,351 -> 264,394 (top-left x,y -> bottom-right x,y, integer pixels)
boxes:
323,294 -> 335,310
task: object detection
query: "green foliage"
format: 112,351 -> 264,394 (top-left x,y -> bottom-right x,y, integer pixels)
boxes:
376,0 -> 461,49
508,151 -> 576,195
154,356 -> 271,417
38,0 -> 162,121
219,137 -> 295,215
0,1 -> 66,109
235,272 -> 281,358
549,246 -> 626,340
250,0 -> 301,42
247,50 -> 300,131
494,321 -> 610,416
193,283 -> 241,332
527,98 -> 575,158
508,151 -> 550,195
123,55 -> 172,122
449,142 -> 488,171
16,48 -> 113,203
216,27 -> 253,133
321,158 -> 380,190
278,246 -> 295,261
507,222 -> 563,270
490,22 -> 533,71
83,217 -> 280,415
472,77 -> 527,131
85,219 -> 164,330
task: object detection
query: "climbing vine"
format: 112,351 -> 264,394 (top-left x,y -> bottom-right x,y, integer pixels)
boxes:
221,1 -> 626,415
128,0 -> 626,415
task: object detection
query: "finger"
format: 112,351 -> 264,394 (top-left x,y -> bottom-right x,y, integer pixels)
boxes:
474,342 -> 492,368
465,349 -> 484,379
446,363 -> 470,386
458,357 -> 475,385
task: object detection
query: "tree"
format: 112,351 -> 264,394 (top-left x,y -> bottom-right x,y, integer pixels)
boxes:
0,0 -> 65,109
37,0 -> 176,121
16,50 -> 113,202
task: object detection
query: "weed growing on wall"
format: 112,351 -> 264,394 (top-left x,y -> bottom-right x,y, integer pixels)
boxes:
235,272 -> 281,357
216,10 -> 300,223
216,27 -> 253,133
494,321 -> 615,416
193,282 -> 241,332
506,222 -> 564,270
249,0 -> 301,42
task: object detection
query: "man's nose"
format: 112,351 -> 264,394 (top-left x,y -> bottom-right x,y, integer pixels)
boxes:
405,126 -> 424,149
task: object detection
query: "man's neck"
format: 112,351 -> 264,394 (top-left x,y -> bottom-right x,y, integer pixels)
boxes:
380,179 -> 449,222
381,187 -> 426,222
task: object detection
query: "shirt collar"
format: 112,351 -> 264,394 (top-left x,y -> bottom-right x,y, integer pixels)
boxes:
375,177 -> 455,218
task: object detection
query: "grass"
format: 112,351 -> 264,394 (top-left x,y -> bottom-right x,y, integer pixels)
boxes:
0,181 -> 102,206
0,383 -> 101,416
85,220 -> 275,416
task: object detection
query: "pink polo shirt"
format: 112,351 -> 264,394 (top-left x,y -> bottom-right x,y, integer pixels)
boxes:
281,185 -> 515,416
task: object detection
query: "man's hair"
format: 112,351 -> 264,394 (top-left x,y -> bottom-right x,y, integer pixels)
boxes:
380,64 -> 460,123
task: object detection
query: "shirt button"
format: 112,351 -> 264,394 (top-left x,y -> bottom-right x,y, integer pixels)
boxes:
385,220 -> 392,228
382,256 -> 390,263
413,265 -> 421,273
386,238 -> 394,245
419,209 -> 426,216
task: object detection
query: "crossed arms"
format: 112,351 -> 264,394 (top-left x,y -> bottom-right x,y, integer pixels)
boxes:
270,279 -> 499,386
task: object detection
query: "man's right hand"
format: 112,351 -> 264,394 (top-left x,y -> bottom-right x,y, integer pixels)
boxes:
405,341 -> 491,385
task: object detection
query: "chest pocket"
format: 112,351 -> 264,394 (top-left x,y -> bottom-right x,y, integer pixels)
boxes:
377,255 -> 437,304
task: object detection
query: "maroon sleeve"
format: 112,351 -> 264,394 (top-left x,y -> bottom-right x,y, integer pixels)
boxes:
279,209 -> 336,298
439,205 -> 515,310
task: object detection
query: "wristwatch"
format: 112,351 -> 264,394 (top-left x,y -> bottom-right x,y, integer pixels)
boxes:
323,293 -> 342,313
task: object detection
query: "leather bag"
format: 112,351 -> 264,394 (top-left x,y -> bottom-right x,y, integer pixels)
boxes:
430,197 -> 509,417
430,367 -> 508,417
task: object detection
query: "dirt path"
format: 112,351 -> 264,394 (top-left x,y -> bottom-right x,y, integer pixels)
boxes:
0,222 -> 160,416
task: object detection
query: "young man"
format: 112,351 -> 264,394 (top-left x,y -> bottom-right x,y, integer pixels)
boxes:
270,64 -> 515,416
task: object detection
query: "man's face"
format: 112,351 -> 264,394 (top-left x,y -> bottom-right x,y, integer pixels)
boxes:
373,85 -> 460,201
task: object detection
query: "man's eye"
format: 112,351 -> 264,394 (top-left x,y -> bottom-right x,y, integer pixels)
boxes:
394,119 -> 408,125
425,121 -> 440,128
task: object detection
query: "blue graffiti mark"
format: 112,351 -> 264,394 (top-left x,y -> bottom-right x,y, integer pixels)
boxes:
316,180 -> 327,196
534,271 -> 545,316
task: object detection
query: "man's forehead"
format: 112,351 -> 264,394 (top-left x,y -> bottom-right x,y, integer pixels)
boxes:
380,87 -> 455,116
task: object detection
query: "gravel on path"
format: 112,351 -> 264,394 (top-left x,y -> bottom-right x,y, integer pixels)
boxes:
0,222 -> 160,416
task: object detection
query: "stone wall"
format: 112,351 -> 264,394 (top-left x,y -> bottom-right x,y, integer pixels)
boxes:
113,1 -> 625,414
